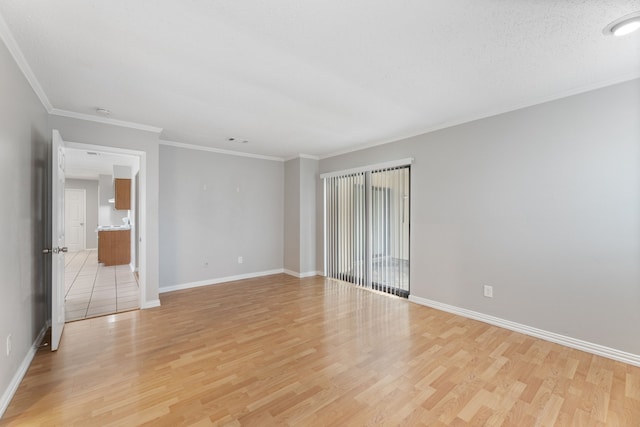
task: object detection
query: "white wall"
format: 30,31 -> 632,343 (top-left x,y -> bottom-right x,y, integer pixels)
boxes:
0,36 -> 49,415
65,179 -> 99,249
159,145 -> 284,289
319,78 -> 640,356
48,115 -> 161,307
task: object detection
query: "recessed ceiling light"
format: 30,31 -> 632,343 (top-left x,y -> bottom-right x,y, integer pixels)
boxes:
603,12 -> 640,36
96,108 -> 111,115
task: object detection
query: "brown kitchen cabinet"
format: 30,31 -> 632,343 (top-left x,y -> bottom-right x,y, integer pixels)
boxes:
114,178 -> 131,210
98,230 -> 131,266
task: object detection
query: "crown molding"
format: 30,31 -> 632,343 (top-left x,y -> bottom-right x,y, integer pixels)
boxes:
320,73 -> 640,160
284,153 -> 320,161
0,13 -> 53,112
50,109 -> 162,133
159,139 -> 284,162
0,11 -> 162,134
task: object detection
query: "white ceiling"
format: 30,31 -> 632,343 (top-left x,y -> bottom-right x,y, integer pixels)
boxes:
1,1 -> 639,159
65,148 -> 138,180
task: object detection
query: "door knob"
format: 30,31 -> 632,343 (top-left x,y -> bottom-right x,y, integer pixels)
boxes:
43,248 -> 51,254
52,247 -> 68,254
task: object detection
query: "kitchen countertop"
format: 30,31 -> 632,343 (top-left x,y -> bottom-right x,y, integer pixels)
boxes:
96,225 -> 131,232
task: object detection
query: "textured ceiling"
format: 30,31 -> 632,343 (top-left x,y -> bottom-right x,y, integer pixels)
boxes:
1,0 -> 639,159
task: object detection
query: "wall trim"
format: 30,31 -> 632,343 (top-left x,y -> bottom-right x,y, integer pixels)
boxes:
0,13 -> 53,112
140,299 -> 161,309
283,269 -> 318,278
50,109 -> 162,133
0,323 -> 48,418
284,153 -> 320,161
159,140 -> 284,162
320,74 -> 640,160
159,269 -> 285,294
408,295 -> 640,367
3,6 -> 638,164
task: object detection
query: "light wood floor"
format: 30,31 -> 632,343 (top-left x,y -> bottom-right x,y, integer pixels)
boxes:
2,274 -> 639,426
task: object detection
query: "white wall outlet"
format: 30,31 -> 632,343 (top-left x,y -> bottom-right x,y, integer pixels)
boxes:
483,285 -> 493,298
6,334 -> 12,356
237,256 -> 243,264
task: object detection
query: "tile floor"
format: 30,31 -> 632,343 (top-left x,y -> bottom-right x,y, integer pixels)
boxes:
65,250 -> 139,322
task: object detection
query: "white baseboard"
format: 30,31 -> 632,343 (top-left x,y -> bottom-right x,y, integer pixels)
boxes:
408,295 -> 640,367
0,323 -> 48,418
283,269 -> 319,278
140,299 -> 161,309
159,269 -> 285,294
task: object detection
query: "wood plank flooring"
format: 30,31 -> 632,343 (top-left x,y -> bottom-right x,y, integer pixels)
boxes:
2,274 -> 639,426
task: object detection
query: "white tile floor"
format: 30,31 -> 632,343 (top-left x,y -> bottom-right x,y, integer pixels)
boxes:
65,250 -> 139,322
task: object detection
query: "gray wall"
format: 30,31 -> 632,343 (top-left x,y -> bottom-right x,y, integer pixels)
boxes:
299,158 -> 318,274
159,145 -> 284,288
284,157 -> 318,275
319,78 -> 640,355
48,115 -> 161,306
284,159 -> 300,273
0,37 -> 49,413
65,179 -> 99,249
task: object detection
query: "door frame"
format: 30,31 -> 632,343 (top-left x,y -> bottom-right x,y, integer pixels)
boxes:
62,140 -> 148,310
64,188 -> 86,251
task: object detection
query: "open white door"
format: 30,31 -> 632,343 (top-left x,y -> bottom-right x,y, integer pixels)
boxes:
51,130 -> 66,351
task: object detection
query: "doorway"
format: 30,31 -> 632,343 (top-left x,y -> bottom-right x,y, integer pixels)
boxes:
62,144 -> 143,321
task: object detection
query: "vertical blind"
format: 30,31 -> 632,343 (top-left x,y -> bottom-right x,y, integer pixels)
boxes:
324,164 -> 410,297
325,172 -> 366,286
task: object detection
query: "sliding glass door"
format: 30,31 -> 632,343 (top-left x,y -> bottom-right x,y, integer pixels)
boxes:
324,165 -> 410,297
370,167 -> 410,296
